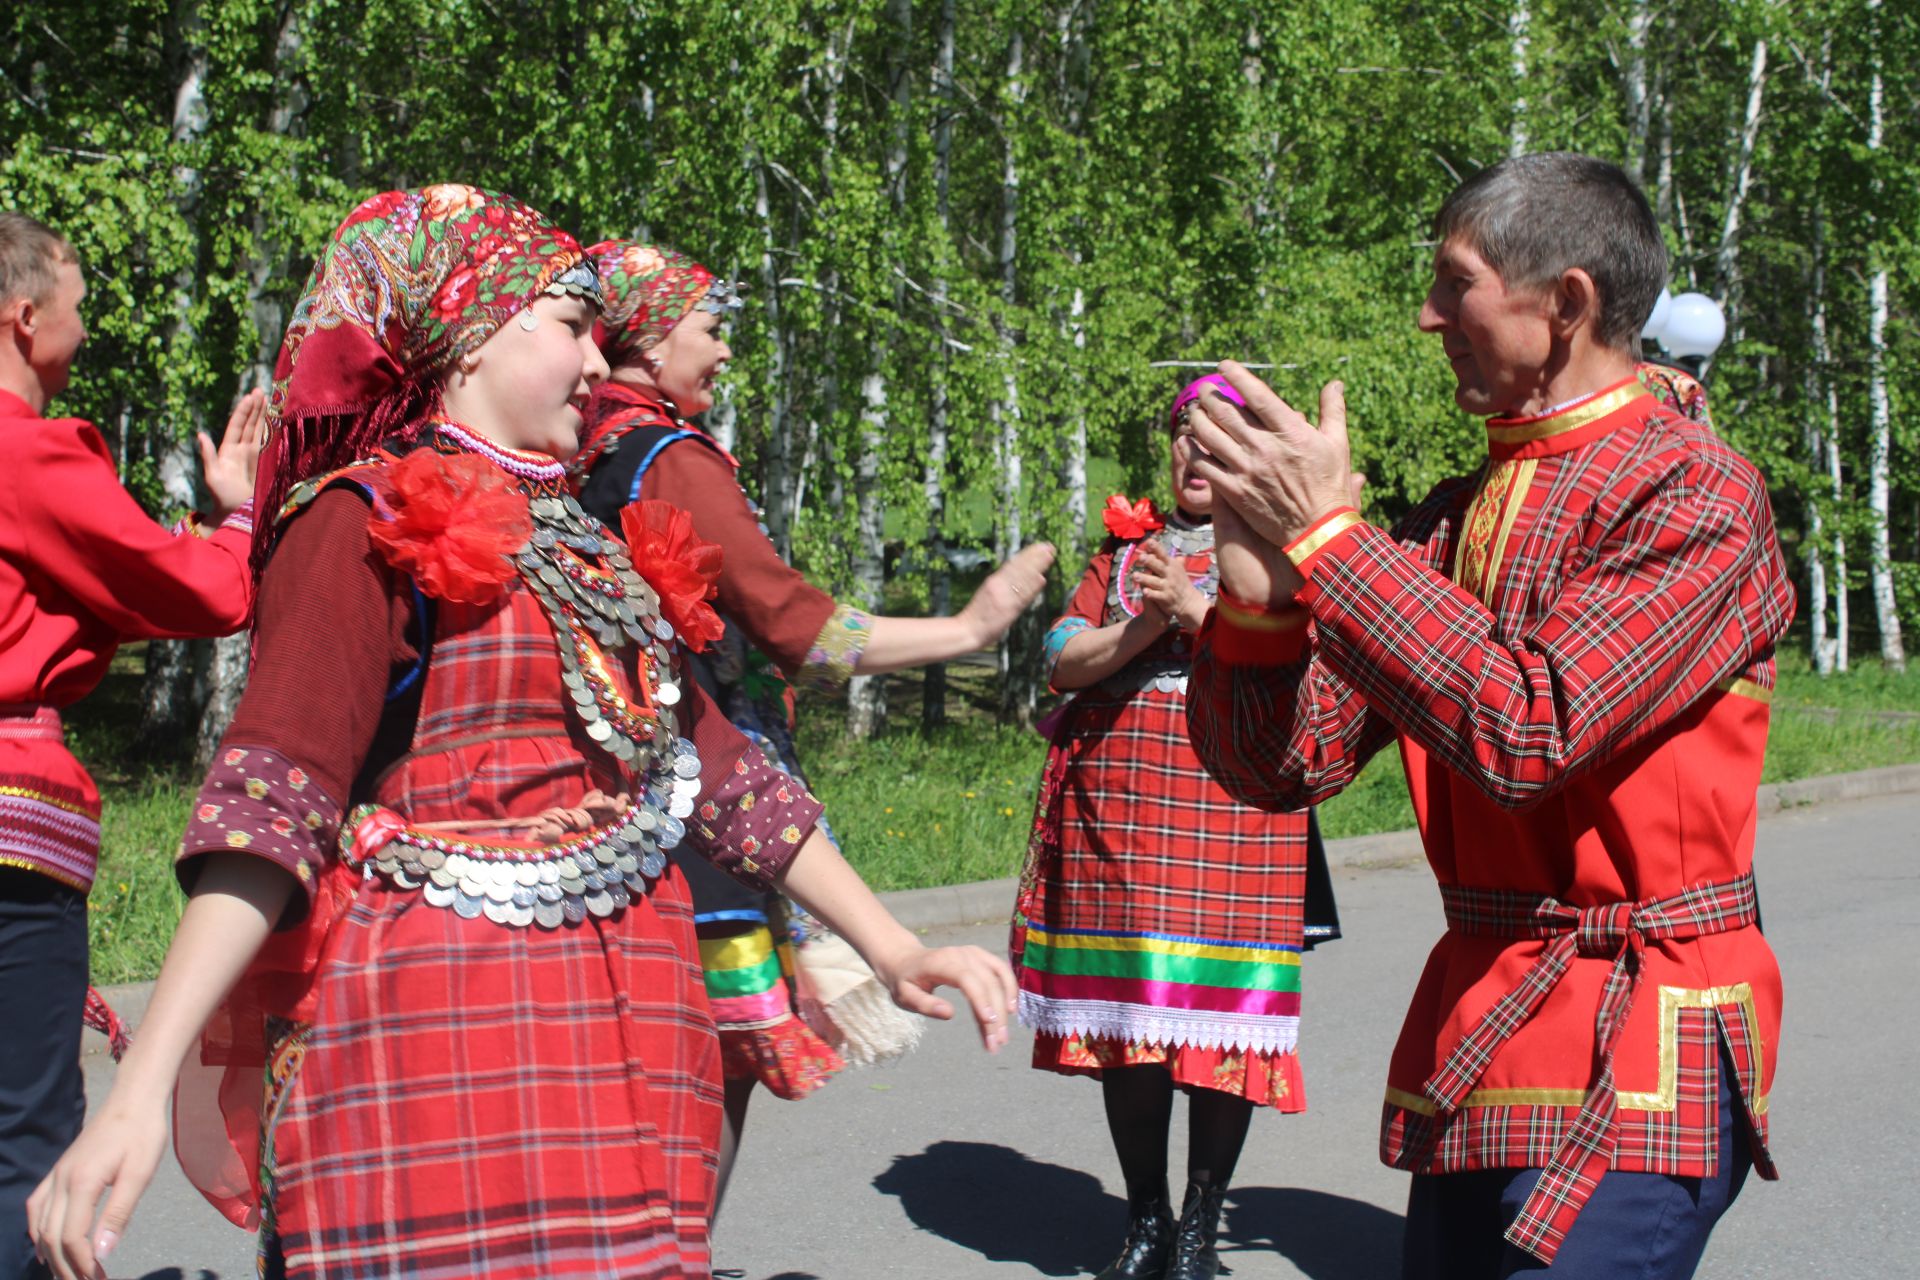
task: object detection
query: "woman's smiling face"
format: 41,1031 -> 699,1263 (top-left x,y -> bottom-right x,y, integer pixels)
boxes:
443,294 -> 608,458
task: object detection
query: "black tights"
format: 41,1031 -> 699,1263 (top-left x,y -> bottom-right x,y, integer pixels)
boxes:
1100,1064 -> 1255,1206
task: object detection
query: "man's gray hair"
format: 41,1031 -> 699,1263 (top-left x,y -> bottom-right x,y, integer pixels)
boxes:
0,212 -> 78,312
1433,153 -> 1667,353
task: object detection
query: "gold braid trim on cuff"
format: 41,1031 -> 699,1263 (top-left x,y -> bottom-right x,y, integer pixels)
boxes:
794,603 -> 875,693
1283,509 -> 1365,569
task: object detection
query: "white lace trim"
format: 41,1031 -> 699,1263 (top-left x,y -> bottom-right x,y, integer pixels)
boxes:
1018,992 -> 1300,1056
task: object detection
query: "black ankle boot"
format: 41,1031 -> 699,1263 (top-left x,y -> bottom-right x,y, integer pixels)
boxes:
1163,1181 -> 1227,1280
1093,1194 -> 1175,1279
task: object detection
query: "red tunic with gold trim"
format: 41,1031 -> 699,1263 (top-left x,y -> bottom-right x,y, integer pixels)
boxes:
1188,379 -> 1792,1262
172,427 -> 825,1279
0,388 -> 253,891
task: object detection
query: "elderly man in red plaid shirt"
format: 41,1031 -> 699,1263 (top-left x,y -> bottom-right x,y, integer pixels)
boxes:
1182,152 -> 1791,1278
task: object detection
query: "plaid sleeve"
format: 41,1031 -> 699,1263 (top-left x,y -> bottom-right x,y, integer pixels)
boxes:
1187,597 -> 1400,812
1296,440 -> 1794,809
1186,485 -> 1469,813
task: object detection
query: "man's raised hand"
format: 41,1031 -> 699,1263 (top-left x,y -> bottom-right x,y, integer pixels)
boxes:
1183,362 -> 1354,549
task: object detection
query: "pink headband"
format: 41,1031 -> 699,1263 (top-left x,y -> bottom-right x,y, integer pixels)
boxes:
1169,373 -> 1246,428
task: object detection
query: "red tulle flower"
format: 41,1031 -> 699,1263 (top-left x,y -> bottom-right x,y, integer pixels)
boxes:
1102,494 -> 1165,540
621,499 -> 726,652
366,449 -> 530,604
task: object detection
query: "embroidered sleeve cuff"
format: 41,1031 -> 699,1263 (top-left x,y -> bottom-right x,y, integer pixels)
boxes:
1206,592 -> 1311,665
1283,507 -> 1366,579
689,742 -> 824,891
174,500 -> 257,541
1043,616 -> 1095,691
176,744 -> 340,915
795,603 -> 875,693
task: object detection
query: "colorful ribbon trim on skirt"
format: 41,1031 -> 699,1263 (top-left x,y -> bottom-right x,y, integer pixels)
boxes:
0,705 -> 102,892
1424,872 -> 1760,1264
1017,922 -> 1302,1056
699,925 -> 792,1027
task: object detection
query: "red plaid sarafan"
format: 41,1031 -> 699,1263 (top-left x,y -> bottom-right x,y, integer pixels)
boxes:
265,584 -> 722,1279
1015,538 -> 1311,1103
1188,385 -> 1792,1260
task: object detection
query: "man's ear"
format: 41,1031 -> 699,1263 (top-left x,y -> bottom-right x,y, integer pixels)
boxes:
0,296 -> 33,336
1550,268 -> 1602,340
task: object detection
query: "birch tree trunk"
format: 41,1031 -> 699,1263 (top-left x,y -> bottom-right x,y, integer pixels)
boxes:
1710,36 -> 1769,357
1655,62 -> 1675,227
198,5 -> 309,767
992,28 -> 1034,724
922,0 -> 957,731
1805,210 -> 1834,673
1060,283 -> 1087,557
846,0 -> 915,739
1507,2 -> 1530,159
751,150 -> 795,557
1865,0 -> 1904,670
1623,0 -> 1654,185
142,0 -> 212,749
808,24 -> 850,561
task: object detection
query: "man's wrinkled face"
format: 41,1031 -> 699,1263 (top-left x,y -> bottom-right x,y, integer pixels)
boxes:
1416,237 -> 1553,418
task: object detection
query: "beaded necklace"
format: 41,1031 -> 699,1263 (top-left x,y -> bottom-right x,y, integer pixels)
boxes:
1110,511 -> 1219,620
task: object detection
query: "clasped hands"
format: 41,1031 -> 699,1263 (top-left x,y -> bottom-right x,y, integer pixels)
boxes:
1181,360 -> 1362,609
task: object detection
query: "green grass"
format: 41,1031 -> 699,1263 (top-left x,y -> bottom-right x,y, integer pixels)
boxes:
78,647 -> 1920,981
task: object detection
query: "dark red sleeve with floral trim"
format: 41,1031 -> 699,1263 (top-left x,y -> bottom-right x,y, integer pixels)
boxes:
176,488 -> 413,916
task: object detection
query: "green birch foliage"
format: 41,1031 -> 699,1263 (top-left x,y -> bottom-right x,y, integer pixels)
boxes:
2,0 -> 1915,673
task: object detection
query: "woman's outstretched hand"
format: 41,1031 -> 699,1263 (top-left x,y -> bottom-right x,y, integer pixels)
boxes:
961,542 -> 1057,644
872,941 -> 1020,1053
29,1095 -> 168,1280
199,387 -> 269,522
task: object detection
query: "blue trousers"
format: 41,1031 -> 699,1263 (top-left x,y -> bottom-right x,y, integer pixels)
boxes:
1402,1041 -> 1753,1279
0,871 -> 87,1280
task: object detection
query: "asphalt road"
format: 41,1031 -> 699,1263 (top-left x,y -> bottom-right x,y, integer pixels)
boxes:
86,791 -> 1918,1279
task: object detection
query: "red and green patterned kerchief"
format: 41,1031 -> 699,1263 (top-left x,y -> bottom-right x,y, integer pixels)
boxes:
589,240 -> 739,366
256,185 -> 597,551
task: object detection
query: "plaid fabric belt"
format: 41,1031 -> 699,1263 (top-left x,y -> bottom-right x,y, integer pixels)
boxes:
1422,871 -> 1759,1263
0,704 -> 62,741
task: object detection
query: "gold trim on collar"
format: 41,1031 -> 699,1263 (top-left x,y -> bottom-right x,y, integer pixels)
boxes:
1485,381 -> 1644,448
1383,984 -> 1767,1117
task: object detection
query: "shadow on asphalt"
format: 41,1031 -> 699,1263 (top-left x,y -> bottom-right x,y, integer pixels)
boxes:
1225,1186 -> 1405,1279
873,1140 -> 1118,1276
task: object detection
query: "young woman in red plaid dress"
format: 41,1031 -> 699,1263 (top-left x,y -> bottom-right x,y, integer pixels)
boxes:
29,186 -> 1014,1280
1012,376 -> 1335,1280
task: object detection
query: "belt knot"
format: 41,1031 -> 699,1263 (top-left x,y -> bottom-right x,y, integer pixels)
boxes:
1574,902 -> 1634,957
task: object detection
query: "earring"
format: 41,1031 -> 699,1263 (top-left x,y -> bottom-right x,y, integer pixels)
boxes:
518,311 -> 540,332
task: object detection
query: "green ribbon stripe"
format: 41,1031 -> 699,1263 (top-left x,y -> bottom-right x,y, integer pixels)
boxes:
1022,935 -> 1302,994
702,950 -> 784,999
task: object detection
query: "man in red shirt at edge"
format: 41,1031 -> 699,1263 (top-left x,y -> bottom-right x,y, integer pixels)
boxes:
0,212 -> 263,1279
1183,153 -> 1790,1277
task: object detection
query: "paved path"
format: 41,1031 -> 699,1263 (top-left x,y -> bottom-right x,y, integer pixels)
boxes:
92,792 -> 1917,1279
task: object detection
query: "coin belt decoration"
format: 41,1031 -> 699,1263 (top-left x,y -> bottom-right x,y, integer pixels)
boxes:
340,431 -> 705,929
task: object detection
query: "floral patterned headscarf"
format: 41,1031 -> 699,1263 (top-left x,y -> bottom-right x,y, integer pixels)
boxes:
588,239 -> 742,367
257,184 -> 598,561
